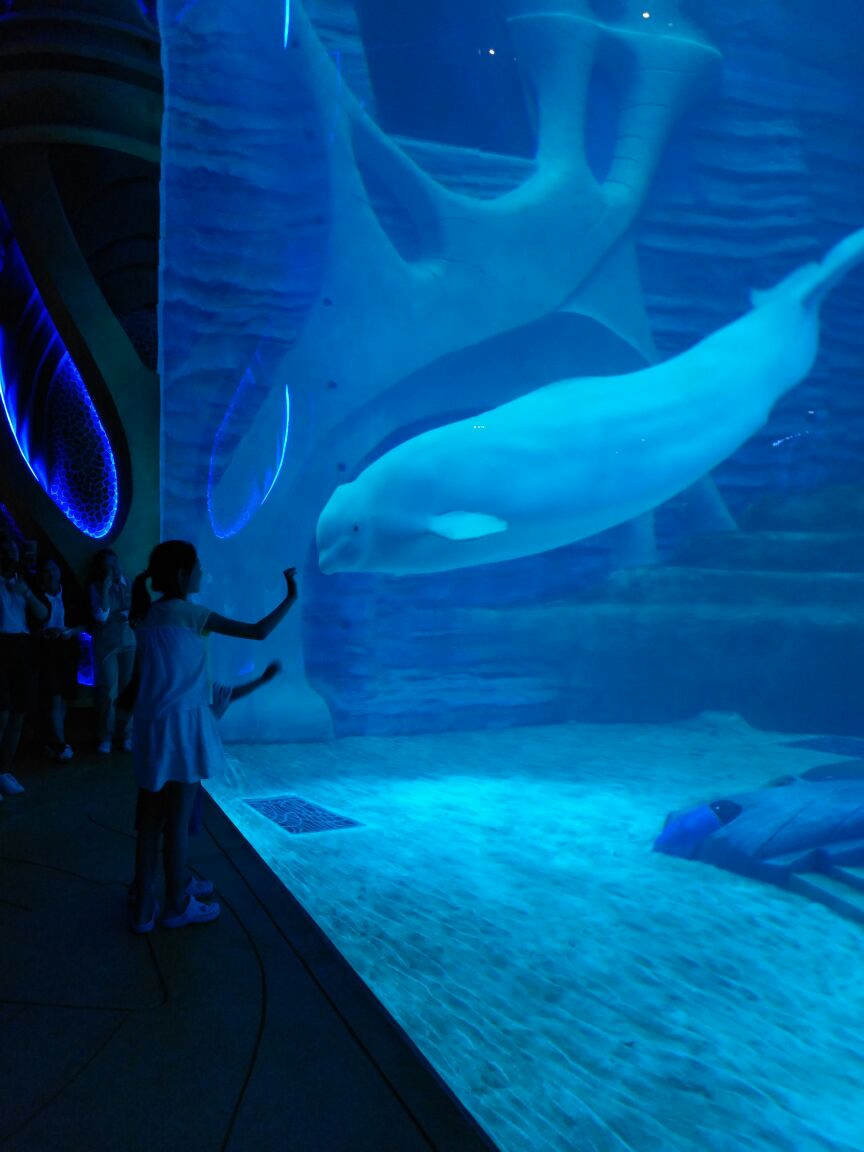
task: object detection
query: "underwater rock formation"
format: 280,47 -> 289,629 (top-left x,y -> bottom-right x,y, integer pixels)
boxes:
160,0 -> 722,737
655,752 -> 864,928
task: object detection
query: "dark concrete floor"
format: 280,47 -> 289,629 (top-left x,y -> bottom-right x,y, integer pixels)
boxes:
0,750 -> 499,1152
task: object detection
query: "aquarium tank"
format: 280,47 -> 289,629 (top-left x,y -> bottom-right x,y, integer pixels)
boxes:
159,1 -> 864,1149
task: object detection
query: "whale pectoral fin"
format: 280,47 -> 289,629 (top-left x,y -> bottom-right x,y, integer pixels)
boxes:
428,512 -> 508,541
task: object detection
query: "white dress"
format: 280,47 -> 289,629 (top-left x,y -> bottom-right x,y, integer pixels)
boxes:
132,598 -> 227,792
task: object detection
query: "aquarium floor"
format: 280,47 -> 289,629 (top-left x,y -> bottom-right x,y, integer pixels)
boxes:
0,749 -> 495,1152
209,717 -> 864,1152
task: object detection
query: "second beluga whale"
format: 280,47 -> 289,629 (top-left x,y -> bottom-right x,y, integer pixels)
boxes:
317,228 -> 864,576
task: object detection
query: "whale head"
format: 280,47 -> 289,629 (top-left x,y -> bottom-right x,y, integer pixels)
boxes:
316,480 -> 376,574
316,462 -> 509,576
317,475 -> 432,575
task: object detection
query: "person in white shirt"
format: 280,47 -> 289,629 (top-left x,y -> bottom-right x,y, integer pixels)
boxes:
0,533 -> 48,798
87,549 -> 135,754
34,558 -> 81,762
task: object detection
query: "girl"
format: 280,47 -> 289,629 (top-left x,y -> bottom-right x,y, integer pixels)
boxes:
87,549 -> 135,753
127,540 -> 297,932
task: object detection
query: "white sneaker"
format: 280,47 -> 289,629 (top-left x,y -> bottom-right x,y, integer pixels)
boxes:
97,741 -> 112,755
56,744 -> 74,762
0,773 -> 25,796
121,736 -> 133,753
162,895 -> 221,928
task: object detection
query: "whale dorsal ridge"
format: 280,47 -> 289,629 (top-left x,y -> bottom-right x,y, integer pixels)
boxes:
749,263 -> 819,309
428,512 -> 508,541
749,226 -> 864,310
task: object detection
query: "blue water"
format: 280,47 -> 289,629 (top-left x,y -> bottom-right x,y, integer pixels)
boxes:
160,0 -> 864,741
158,2 -> 864,1148
209,718 -> 864,1152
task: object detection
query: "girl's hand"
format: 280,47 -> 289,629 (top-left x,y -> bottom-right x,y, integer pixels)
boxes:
261,660 -> 282,683
284,567 -> 298,602
211,683 -> 233,719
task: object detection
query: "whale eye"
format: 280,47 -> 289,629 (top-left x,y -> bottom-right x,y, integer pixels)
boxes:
352,524 -> 359,533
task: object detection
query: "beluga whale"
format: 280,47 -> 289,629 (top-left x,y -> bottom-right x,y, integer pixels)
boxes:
317,228 -> 864,576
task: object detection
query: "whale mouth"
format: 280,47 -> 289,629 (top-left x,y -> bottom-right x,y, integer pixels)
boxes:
318,547 -> 341,574
318,537 -> 358,574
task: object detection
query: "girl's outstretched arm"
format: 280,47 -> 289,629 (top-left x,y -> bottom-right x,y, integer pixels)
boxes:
212,661 -> 282,720
227,660 -> 282,703
206,568 -> 298,641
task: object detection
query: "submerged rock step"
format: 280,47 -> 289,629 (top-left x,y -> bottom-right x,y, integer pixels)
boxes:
570,567 -> 864,609
503,600 -> 864,733
326,671 -> 562,735
368,600 -> 864,668
669,531 -> 864,573
324,590 -> 864,735
740,483 -> 864,532
825,864 -> 864,894
788,873 -> 864,927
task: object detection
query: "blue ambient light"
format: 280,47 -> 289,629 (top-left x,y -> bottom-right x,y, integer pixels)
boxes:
45,354 -> 119,538
77,630 -> 95,687
207,373 -> 291,539
283,0 -> 290,47
0,346 -> 119,538
0,340 -> 45,489
0,226 -> 120,539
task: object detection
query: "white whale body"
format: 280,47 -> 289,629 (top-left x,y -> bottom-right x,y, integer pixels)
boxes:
317,228 -> 864,575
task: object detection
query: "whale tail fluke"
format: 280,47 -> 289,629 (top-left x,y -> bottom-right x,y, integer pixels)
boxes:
750,226 -> 864,313
807,225 -> 864,306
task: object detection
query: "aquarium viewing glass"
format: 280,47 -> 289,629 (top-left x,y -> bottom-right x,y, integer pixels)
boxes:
160,2 -> 864,1149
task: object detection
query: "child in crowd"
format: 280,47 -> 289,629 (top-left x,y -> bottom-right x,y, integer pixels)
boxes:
0,533 -> 48,798
33,557 -> 82,762
125,540 -> 297,932
87,549 -> 135,754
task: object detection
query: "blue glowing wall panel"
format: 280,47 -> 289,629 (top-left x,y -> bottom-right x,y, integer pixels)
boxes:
0,206 -> 119,539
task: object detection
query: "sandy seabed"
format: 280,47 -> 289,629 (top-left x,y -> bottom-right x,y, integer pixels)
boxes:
207,716 -> 864,1152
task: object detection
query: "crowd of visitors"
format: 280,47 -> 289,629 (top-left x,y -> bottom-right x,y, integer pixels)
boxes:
0,531 -> 112,796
